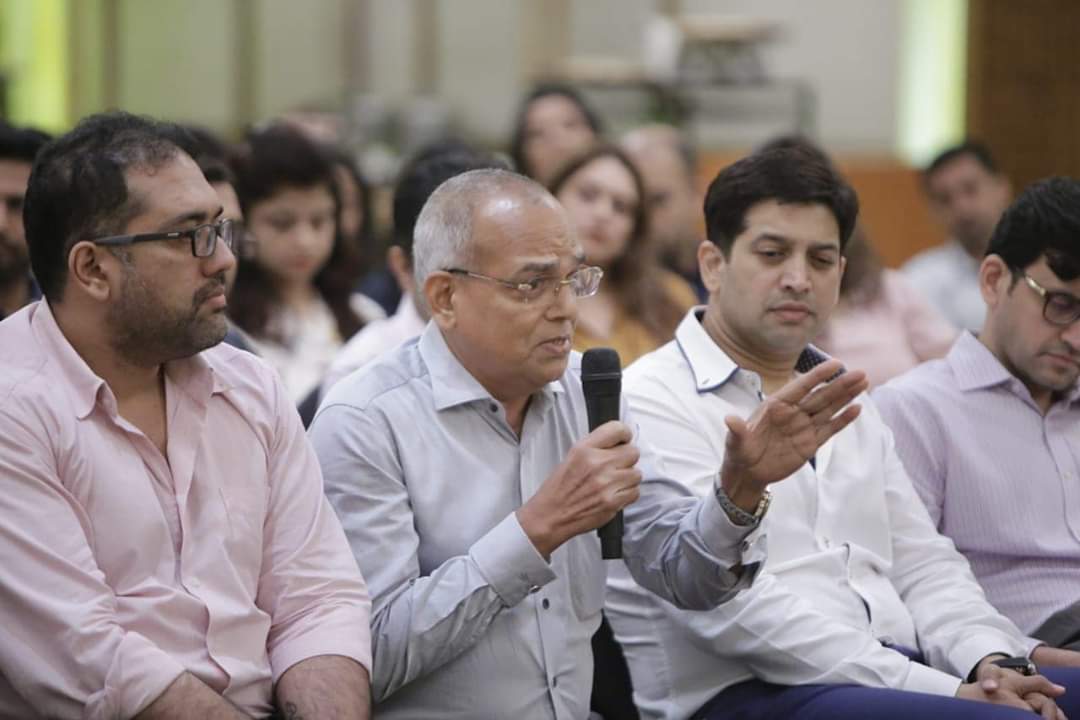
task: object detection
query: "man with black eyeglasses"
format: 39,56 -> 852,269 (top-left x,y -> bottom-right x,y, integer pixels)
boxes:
307,168 -> 866,719
0,121 -> 50,319
0,112 -> 373,719
877,177 -> 1080,665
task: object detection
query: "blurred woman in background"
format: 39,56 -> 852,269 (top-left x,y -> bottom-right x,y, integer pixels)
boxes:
549,144 -> 697,366
815,225 -> 957,386
510,83 -> 603,184
230,123 -> 383,404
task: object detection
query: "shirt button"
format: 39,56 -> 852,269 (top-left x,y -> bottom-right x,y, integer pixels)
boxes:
528,585 -> 541,594
488,403 -> 498,413
552,676 -> 559,688
820,537 -> 831,548
542,598 -> 550,609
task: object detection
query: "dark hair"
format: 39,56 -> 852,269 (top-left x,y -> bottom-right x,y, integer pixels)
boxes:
924,140 -> 1000,185
757,134 -> 835,169
509,83 -> 603,179
393,141 -> 507,260
168,124 -> 237,186
548,144 -> 684,342
24,112 -> 186,301
839,225 -> 884,302
986,176 -> 1080,282
230,123 -> 363,341
326,147 -> 375,264
704,146 -> 859,256
0,122 -> 51,164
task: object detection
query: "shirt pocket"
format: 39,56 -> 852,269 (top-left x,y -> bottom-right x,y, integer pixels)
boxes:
566,534 -> 606,621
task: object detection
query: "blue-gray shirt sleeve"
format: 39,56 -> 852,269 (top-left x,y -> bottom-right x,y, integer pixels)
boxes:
309,400 -> 556,702
620,404 -> 766,610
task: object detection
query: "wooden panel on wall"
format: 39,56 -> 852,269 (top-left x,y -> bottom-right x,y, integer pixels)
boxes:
967,0 -> 1080,193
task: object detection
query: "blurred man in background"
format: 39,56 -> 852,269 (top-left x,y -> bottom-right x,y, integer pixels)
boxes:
904,141 -> 1011,331
0,121 -> 50,319
621,123 -> 706,300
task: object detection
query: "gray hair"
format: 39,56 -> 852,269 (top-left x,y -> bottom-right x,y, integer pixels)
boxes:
412,168 -> 557,294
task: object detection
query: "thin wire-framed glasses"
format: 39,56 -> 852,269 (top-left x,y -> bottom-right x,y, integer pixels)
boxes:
1022,273 -> 1080,326
92,218 -> 240,258
446,265 -> 603,303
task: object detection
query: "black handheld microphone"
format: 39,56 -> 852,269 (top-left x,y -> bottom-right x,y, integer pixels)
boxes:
581,347 -> 624,559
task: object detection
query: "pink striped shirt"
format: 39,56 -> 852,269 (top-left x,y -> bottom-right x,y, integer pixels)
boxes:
875,331 -> 1080,633
0,302 -> 372,719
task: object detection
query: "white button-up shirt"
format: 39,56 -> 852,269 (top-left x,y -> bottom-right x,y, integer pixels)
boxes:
605,309 -> 1037,720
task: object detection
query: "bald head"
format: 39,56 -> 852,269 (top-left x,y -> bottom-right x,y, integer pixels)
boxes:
412,168 -> 563,290
620,124 -> 701,271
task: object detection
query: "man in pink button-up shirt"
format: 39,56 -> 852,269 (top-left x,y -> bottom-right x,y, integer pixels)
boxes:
0,112 -> 372,719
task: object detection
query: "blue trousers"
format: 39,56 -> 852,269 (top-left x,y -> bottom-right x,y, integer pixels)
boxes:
701,667 -> 1080,720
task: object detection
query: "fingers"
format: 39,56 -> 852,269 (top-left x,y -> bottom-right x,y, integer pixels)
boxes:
1025,692 -> 1064,720
1010,674 -> 1067,699
584,420 -> 634,449
724,415 -> 748,449
771,359 -> 847,404
797,369 -> 868,417
817,404 -> 862,444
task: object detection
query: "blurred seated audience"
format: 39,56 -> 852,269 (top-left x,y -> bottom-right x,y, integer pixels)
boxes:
0,111 -> 372,718
904,141 -> 1012,332
0,121 -> 50,319
230,123 -> 383,404
605,146 -> 1080,720
817,226 -> 957,386
509,82 -> 602,185
326,147 -> 394,312
876,177 -> 1080,653
322,142 -> 504,394
548,144 -> 697,366
307,168 -> 809,718
621,123 -> 707,300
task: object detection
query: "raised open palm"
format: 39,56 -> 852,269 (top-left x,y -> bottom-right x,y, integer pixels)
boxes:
720,360 -> 868,505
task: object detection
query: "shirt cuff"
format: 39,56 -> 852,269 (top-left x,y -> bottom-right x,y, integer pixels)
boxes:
946,631 -> 1033,681
86,631 -> 188,720
698,488 -> 766,568
900,661 -> 964,697
470,512 -> 557,608
269,612 -> 374,683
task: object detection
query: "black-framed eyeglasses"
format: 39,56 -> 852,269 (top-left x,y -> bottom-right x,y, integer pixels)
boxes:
91,218 -> 239,258
445,265 -> 603,303
1022,273 -> 1080,326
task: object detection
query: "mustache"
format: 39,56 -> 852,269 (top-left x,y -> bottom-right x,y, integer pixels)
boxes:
192,274 -> 227,306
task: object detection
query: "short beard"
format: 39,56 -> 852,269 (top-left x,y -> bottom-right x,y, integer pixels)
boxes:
107,259 -> 229,367
0,231 -> 30,287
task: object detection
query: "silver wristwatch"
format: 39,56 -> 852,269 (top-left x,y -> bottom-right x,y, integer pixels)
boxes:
714,482 -> 771,527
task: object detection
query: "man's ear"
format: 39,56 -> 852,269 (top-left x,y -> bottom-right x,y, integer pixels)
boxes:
979,254 -> 1012,309
698,240 -> 727,294
67,241 -> 118,302
424,271 -> 456,329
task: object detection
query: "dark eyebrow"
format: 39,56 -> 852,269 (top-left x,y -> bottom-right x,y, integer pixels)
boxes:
156,206 -> 223,232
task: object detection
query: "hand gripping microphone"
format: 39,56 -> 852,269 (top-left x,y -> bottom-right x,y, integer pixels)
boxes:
581,347 -> 624,559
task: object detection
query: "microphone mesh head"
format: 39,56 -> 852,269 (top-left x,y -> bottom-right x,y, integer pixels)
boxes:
582,347 -> 621,378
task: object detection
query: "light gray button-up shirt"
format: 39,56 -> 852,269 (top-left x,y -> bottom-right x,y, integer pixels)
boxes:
309,322 -> 764,720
